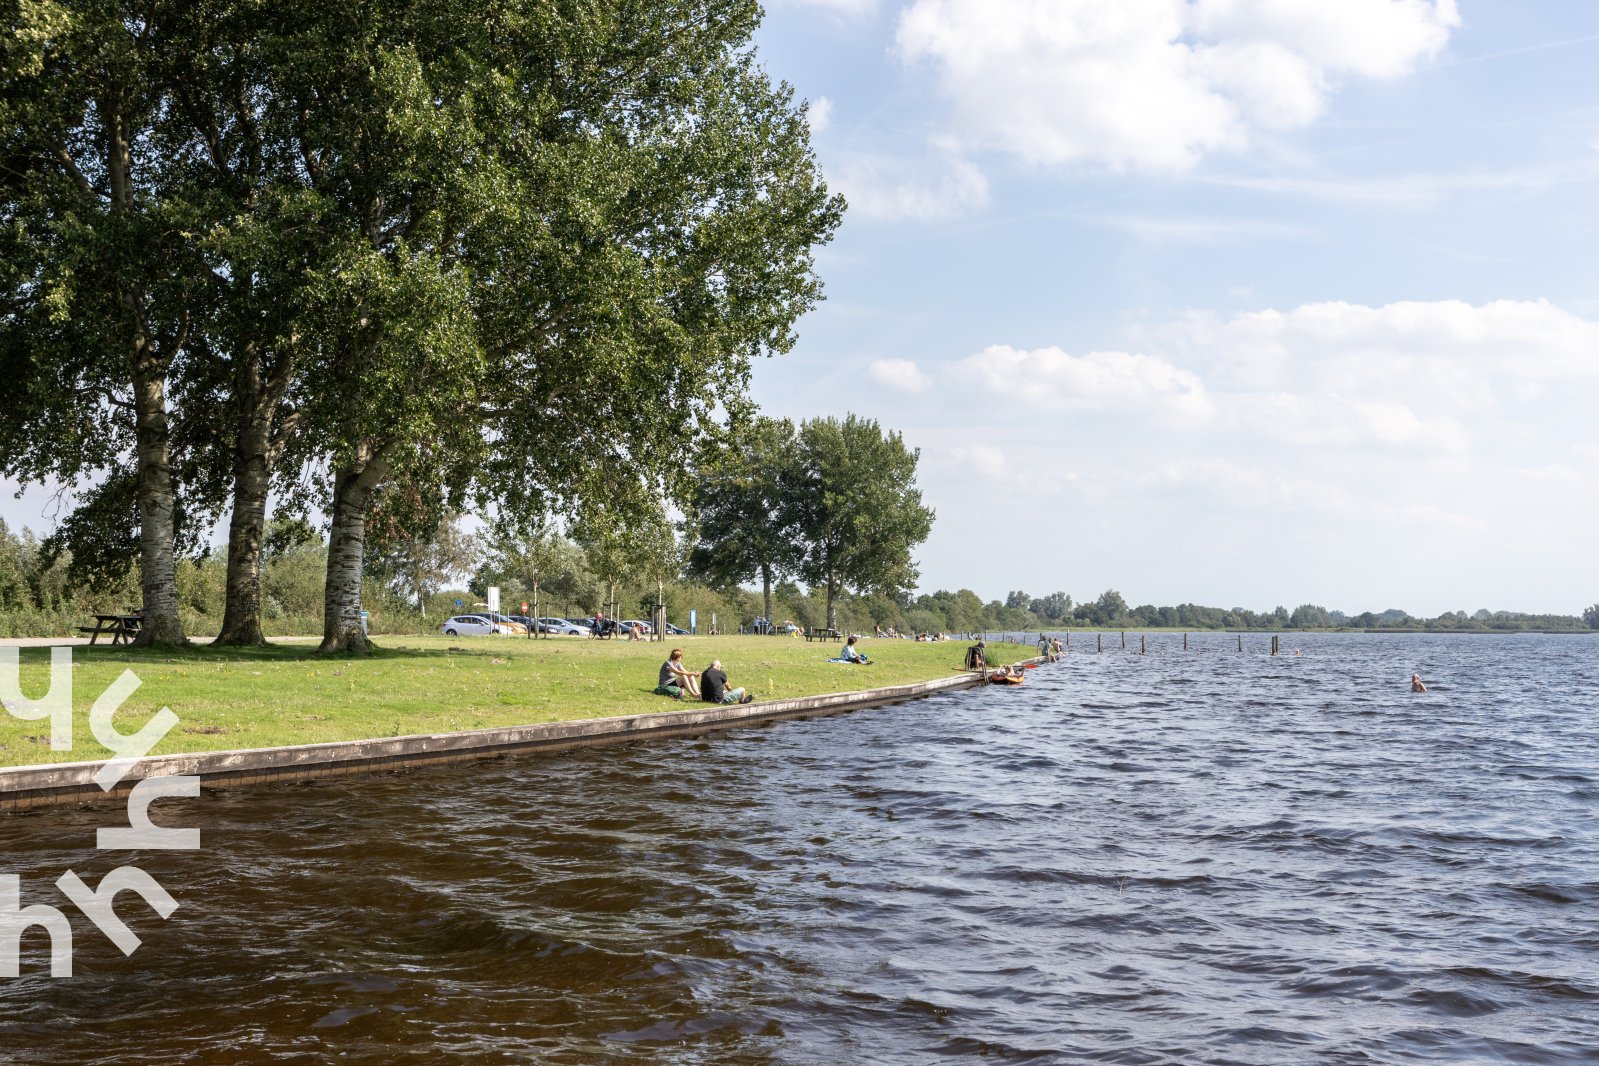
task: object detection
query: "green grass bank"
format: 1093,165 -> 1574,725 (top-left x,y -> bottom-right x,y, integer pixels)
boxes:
1,635 -> 1030,769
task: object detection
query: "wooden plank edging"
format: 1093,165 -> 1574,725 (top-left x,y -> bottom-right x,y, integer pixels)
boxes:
0,659 -> 1045,811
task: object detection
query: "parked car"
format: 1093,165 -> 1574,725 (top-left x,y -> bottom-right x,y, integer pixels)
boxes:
664,622 -> 687,635
440,614 -> 512,637
536,617 -> 591,636
482,612 -> 528,635
618,619 -> 653,634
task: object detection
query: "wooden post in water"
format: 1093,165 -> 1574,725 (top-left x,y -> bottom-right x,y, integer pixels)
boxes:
1120,631 -> 1126,649
1184,632 -> 1189,651
1140,634 -> 1146,655
1237,634 -> 1243,652
1097,633 -> 1103,654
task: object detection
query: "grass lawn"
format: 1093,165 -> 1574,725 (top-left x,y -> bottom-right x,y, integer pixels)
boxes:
0,634 -> 1032,768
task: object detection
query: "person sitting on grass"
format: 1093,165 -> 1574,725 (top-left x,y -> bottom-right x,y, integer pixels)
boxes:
700,659 -> 753,704
654,647 -> 700,699
840,634 -> 871,664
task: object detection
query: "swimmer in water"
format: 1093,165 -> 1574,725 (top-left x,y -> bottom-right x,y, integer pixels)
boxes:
1411,673 -> 1427,692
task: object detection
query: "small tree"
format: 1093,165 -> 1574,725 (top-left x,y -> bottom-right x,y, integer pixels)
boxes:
790,415 -> 934,630
686,417 -> 800,625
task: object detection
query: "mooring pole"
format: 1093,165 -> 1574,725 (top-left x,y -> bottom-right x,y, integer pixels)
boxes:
1184,632 -> 1188,651
1097,633 -> 1103,654
1141,634 -> 1146,655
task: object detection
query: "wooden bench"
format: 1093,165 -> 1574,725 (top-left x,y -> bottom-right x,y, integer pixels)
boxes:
804,627 -> 841,643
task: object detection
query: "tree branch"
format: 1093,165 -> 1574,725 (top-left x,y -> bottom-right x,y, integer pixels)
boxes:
49,145 -> 94,198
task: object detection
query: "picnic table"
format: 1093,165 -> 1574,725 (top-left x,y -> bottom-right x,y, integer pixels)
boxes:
77,613 -> 144,646
804,626 -> 841,643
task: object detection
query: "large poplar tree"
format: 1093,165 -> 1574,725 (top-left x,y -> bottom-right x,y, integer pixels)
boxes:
1,0 -> 221,646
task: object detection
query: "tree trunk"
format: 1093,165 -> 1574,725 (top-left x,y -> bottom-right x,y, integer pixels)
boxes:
318,453 -> 390,654
825,570 -> 837,631
130,350 -> 185,648
212,417 -> 271,646
108,89 -> 185,650
214,338 -> 299,646
761,564 -> 772,629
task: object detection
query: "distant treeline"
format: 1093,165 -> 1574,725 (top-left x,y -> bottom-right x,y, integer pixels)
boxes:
984,589 -> 1598,634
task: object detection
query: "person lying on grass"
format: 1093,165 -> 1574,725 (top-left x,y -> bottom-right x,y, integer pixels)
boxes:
840,634 -> 871,664
701,659 -> 754,704
654,647 -> 701,699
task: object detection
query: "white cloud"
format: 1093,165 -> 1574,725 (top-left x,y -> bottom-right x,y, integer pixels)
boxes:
894,0 -> 1459,171
1206,157 -> 1599,205
931,442 -> 1065,492
808,96 -> 833,135
867,357 -> 931,392
935,298 -> 1598,464
832,147 -> 989,219
1167,298 -> 1599,392
956,344 -> 1213,420
1147,457 -> 1479,529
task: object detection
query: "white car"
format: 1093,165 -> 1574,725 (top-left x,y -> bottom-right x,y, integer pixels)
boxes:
537,617 -> 591,636
439,614 -> 514,637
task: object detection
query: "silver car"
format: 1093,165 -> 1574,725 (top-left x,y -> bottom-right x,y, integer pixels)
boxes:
440,614 -> 513,637
537,617 -> 591,636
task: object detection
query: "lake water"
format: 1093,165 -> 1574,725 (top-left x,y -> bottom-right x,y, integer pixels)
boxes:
1,632 -> 1596,1063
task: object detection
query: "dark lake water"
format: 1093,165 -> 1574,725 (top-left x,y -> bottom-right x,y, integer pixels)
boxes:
2,632 -> 1596,1064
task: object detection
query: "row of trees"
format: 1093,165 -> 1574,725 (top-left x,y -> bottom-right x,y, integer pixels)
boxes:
687,414 -> 934,630
2,0 -> 841,651
7,511 -> 1593,638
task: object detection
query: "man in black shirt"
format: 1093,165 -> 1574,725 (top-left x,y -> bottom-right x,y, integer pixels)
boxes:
700,659 -> 752,704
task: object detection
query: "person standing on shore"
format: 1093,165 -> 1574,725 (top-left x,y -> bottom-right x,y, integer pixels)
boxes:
701,660 -> 753,704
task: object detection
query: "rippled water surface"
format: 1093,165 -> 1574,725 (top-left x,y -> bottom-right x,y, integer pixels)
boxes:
2,633 -> 1597,1064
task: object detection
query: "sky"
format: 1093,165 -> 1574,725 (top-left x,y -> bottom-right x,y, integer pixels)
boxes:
4,1 -> 1597,617
740,0 -> 1599,616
